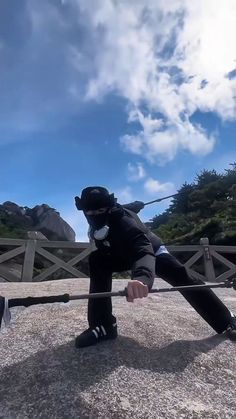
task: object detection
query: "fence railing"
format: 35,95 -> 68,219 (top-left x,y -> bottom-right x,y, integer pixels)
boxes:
0,233 -> 235,283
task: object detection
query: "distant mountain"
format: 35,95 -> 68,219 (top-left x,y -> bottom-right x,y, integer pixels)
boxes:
0,201 -> 75,241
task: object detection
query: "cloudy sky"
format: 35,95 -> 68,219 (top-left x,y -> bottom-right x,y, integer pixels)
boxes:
0,0 -> 235,241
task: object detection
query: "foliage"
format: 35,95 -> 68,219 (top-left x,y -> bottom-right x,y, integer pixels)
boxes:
0,208 -> 32,239
150,163 -> 236,245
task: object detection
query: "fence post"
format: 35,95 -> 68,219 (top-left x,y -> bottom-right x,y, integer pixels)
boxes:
21,231 -> 49,282
200,237 -> 216,282
22,239 -> 36,282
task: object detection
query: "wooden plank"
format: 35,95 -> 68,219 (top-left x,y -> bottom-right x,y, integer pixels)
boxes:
0,238 -> 25,246
68,248 -> 91,266
0,245 -> 25,263
211,250 -> 236,270
36,248 -> 85,278
184,250 -> 203,269
202,245 -> 216,282
32,265 -> 62,282
211,246 -> 236,253
36,241 -> 90,249
22,240 -> 37,282
167,245 -> 202,252
215,268 -> 236,282
187,268 -> 207,282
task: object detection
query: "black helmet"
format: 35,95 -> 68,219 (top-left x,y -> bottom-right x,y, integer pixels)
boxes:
75,186 -> 115,211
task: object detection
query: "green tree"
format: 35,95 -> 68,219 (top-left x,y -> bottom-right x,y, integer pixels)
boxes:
150,163 -> 236,246
169,182 -> 195,214
195,169 -> 222,188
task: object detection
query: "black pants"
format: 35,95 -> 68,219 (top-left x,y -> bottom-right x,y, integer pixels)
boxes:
88,250 -> 232,333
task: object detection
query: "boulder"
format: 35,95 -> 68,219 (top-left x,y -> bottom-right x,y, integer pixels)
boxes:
0,278 -> 236,418
2,202 -> 25,216
0,202 -> 75,241
33,206 -> 75,241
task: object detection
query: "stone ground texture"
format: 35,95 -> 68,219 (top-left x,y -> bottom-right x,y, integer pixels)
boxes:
0,278 -> 236,419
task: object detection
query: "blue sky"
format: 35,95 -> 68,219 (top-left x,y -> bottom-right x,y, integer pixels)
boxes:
0,0 -> 235,241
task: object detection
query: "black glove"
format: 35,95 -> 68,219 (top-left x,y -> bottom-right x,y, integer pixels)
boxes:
133,201 -> 145,212
123,201 -> 145,213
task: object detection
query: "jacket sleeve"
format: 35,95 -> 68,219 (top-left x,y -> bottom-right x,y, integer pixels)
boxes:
119,216 -> 156,290
122,201 -> 145,214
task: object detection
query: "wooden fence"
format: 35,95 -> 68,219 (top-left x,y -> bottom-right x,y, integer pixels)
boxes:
0,233 -> 235,283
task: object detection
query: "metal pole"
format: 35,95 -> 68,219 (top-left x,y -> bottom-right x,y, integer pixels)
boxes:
6,278 -> 236,308
144,193 -> 180,206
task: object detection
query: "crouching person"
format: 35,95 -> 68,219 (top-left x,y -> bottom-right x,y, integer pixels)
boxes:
74,186 -> 236,348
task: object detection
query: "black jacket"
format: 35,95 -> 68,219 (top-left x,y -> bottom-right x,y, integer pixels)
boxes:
93,204 -> 162,289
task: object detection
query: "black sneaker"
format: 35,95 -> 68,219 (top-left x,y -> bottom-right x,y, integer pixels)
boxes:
0,296 -> 11,329
225,314 -> 236,341
75,323 -> 118,348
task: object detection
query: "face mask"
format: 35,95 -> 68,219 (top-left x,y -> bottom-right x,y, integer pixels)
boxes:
85,214 -> 108,230
84,207 -> 110,239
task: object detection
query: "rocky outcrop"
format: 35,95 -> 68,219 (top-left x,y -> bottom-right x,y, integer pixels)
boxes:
0,278 -> 236,418
28,204 -> 75,241
0,202 -> 75,241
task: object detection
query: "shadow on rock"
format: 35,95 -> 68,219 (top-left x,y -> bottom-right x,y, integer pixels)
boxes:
0,333 -> 226,418
115,333 -> 226,373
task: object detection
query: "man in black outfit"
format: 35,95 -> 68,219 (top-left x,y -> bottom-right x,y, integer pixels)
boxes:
74,186 -> 236,348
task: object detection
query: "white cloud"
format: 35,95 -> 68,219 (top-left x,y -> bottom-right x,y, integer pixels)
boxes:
127,162 -> 146,181
2,0 -> 235,159
70,0 -> 236,163
144,178 -> 175,195
114,186 -> 133,204
121,113 -> 215,164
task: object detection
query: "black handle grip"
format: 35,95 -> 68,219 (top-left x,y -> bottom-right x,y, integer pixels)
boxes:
19,294 -> 70,307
